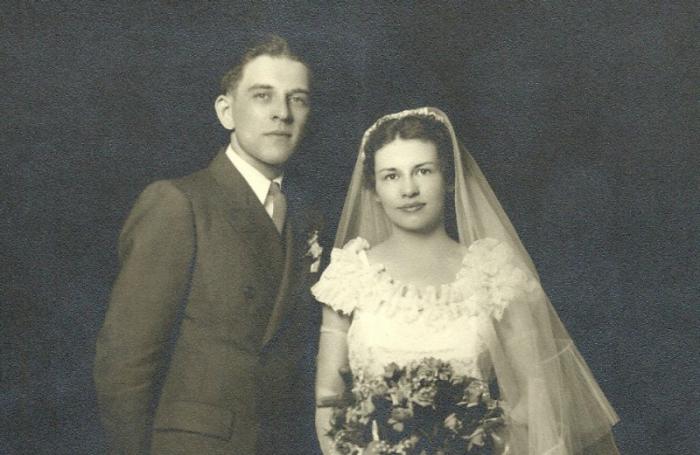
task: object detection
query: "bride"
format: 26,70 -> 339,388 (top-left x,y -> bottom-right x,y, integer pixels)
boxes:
312,108 -> 620,454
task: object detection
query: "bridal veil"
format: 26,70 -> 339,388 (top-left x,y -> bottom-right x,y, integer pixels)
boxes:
332,107 -> 620,454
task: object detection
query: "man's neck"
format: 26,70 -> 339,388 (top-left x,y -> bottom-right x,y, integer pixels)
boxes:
231,134 -> 283,180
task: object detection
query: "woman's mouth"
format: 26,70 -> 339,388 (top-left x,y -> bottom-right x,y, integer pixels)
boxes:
398,203 -> 426,212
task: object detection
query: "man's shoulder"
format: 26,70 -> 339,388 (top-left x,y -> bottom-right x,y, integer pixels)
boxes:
154,153 -> 224,198
129,157 -> 219,214
170,167 -> 212,195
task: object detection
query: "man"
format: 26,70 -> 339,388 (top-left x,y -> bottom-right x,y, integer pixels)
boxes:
94,35 -> 321,454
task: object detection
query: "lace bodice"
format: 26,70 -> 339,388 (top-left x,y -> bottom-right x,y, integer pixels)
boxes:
312,237 -> 540,381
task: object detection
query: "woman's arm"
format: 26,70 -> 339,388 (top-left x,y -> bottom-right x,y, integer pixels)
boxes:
315,305 -> 351,454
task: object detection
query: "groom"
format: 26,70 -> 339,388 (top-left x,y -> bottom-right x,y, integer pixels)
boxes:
94,35 -> 321,454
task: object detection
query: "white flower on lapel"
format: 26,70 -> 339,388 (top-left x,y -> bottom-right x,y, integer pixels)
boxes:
305,230 -> 323,273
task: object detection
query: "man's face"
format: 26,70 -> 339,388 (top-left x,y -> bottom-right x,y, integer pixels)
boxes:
221,55 -> 310,178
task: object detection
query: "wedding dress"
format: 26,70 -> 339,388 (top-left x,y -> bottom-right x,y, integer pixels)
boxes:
314,108 -> 620,454
313,237 -> 537,384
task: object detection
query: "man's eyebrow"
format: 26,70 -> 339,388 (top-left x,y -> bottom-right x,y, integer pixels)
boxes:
246,85 -> 310,96
247,84 -> 273,91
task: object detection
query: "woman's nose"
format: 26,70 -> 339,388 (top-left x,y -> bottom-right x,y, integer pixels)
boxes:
400,177 -> 419,197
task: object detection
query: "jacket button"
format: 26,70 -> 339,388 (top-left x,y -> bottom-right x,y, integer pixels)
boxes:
243,286 -> 256,299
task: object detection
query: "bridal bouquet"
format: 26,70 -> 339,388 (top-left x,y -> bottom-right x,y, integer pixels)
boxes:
328,358 -> 505,455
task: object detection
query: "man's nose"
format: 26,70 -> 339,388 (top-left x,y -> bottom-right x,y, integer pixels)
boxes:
271,98 -> 292,123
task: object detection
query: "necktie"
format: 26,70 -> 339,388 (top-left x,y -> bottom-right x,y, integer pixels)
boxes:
267,181 -> 286,234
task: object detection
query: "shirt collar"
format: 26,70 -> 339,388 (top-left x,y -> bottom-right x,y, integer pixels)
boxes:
225,139 -> 283,206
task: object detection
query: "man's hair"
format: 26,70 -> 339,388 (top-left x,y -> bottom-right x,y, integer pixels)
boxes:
219,35 -> 309,95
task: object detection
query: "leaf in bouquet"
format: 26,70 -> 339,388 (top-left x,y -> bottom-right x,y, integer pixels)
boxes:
376,414 -> 414,445
383,362 -> 404,383
386,405 -> 415,437
410,359 -> 441,386
411,384 -> 438,407
462,379 -> 488,406
479,416 -> 505,432
372,394 -> 394,414
333,427 -> 367,454
443,413 -> 462,433
390,406 -> 414,423
434,381 -> 467,415
465,427 -> 486,450
358,397 -> 376,419
463,401 -> 490,427
436,361 -> 454,381
339,365 -> 354,389
330,407 -> 347,430
396,375 -> 413,403
410,402 -> 442,441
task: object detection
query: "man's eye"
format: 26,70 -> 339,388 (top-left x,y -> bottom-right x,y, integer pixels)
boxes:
417,168 -> 432,175
253,92 -> 271,100
290,95 -> 309,106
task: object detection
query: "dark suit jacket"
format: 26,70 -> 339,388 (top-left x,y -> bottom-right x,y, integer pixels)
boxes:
94,150 -> 321,454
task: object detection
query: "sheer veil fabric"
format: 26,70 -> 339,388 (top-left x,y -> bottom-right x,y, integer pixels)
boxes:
332,107 -> 619,454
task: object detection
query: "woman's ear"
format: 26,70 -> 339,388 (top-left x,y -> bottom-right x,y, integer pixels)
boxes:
214,94 -> 235,130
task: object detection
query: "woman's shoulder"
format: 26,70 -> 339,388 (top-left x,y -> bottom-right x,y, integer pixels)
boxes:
330,236 -> 372,266
311,237 -> 380,315
465,236 -> 506,253
461,237 -> 522,267
457,237 -> 543,320
362,238 -> 391,266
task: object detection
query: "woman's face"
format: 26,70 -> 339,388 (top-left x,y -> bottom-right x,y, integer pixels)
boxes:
373,138 -> 446,234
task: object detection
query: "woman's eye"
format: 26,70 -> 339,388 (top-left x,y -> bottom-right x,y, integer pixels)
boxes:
383,173 -> 398,181
417,168 -> 432,175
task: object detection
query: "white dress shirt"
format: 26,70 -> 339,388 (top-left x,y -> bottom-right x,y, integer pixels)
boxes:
225,143 -> 283,220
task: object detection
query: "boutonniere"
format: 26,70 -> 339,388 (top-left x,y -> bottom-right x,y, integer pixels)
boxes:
305,229 -> 323,273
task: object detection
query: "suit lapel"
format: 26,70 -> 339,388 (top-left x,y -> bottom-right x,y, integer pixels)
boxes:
208,149 -> 285,272
262,208 -> 305,346
208,148 -> 305,347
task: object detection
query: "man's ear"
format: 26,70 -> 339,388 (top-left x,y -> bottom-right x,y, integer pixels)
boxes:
215,94 -> 235,130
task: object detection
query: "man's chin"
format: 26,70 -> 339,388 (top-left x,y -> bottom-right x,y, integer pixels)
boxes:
263,146 -> 297,163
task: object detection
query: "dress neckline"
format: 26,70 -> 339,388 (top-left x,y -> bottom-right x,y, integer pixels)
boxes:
356,241 -> 470,300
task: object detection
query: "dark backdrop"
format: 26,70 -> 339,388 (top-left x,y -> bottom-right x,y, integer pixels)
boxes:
1,2 -> 697,454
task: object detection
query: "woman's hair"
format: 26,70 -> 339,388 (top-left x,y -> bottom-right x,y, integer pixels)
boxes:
362,113 -> 458,239
362,114 -> 454,190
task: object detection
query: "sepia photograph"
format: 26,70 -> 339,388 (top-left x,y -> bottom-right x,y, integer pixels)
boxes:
1,2 -> 697,454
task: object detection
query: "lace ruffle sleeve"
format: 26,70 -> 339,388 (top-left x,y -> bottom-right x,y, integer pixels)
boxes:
458,238 -> 544,320
311,237 -> 379,316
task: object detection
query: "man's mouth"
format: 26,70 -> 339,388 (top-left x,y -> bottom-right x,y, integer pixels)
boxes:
398,203 -> 426,212
265,131 -> 292,137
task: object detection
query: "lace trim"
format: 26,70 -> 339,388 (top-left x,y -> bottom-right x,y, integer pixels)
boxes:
311,237 -> 542,322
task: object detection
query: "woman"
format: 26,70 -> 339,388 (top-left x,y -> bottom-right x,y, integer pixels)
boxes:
312,107 -> 619,454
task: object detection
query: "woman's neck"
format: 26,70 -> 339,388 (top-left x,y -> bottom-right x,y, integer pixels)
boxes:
384,225 -> 455,258
369,225 -> 463,288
